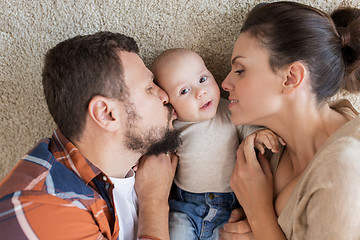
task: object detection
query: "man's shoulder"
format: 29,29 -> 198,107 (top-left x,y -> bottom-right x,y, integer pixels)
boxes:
0,138 -> 92,201
0,139 -> 111,239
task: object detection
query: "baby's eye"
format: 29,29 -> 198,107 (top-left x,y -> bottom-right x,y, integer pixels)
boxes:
199,76 -> 207,83
235,70 -> 244,75
180,88 -> 190,95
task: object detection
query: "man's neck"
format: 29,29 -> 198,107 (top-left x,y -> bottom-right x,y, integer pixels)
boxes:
73,132 -> 141,178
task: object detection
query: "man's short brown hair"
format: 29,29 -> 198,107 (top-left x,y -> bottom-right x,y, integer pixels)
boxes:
42,31 -> 139,141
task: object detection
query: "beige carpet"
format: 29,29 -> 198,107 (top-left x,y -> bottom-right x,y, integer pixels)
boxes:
1,0 -> 360,179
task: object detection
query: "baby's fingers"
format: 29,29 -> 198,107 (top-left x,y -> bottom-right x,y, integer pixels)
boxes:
278,136 -> 286,146
254,141 -> 266,155
255,133 -> 278,153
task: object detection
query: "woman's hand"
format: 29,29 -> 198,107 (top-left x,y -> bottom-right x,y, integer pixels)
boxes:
229,133 -> 286,240
230,133 -> 274,216
220,208 -> 254,240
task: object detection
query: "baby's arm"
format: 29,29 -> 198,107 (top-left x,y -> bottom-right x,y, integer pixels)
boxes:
253,129 -> 286,154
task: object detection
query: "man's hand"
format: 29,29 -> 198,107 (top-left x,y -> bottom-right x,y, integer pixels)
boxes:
135,153 -> 178,239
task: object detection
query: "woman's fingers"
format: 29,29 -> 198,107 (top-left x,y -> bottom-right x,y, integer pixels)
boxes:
258,152 -> 272,180
243,133 -> 259,166
228,208 -> 246,223
220,231 -> 254,240
235,142 -> 246,167
223,219 -> 251,233
220,219 -> 254,240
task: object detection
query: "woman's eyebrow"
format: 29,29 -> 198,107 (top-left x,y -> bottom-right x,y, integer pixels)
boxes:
231,56 -> 244,65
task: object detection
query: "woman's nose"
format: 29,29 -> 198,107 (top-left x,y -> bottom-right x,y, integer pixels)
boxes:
221,74 -> 232,92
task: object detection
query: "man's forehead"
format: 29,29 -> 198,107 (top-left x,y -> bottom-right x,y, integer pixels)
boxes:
118,50 -> 141,64
119,51 -> 153,87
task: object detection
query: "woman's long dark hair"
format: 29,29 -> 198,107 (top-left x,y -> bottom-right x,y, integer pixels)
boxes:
241,1 -> 360,103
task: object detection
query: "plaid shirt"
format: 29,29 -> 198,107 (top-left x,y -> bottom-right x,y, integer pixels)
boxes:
0,129 -> 159,240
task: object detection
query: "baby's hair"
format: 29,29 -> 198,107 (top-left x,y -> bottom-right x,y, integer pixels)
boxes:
152,48 -> 195,72
151,48 -> 199,85
242,2 -> 360,102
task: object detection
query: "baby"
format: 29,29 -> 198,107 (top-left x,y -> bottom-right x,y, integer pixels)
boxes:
151,48 -> 283,239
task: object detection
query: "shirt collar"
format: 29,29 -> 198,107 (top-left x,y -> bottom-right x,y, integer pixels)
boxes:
49,129 -> 103,185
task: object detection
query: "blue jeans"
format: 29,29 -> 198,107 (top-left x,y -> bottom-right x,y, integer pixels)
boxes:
169,186 -> 239,240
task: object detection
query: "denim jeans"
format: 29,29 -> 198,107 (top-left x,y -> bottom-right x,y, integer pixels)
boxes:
169,186 -> 239,240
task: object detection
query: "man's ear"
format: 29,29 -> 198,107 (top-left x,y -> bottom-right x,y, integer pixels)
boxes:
88,96 -> 119,131
282,61 -> 306,95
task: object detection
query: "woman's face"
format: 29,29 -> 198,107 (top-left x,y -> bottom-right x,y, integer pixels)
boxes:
222,32 -> 284,126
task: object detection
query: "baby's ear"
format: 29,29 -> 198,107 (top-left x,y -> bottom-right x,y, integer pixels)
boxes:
282,61 -> 306,95
88,96 -> 119,132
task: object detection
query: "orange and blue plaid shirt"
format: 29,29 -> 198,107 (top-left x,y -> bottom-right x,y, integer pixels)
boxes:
0,129 -> 158,239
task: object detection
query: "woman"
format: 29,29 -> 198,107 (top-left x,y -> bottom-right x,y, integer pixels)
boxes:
220,2 -> 360,239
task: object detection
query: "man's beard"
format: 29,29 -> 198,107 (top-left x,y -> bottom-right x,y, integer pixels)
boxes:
144,129 -> 181,156
126,127 -> 181,156
124,104 -> 182,155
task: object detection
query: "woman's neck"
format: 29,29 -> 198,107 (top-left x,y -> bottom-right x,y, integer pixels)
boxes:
267,101 -> 348,174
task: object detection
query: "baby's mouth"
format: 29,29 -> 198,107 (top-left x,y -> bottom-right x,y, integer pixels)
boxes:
200,101 -> 212,109
172,109 -> 178,118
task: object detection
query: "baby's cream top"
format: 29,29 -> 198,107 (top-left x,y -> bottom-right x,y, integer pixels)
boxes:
173,98 -> 260,193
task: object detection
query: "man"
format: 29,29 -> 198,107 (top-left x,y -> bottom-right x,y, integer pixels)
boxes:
0,31 -> 181,239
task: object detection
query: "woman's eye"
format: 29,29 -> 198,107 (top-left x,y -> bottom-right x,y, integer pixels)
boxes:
235,70 -> 244,75
199,76 -> 207,83
180,88 -> 190,95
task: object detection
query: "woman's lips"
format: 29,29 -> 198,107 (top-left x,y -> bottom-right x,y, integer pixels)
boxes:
228,99 -> 239,109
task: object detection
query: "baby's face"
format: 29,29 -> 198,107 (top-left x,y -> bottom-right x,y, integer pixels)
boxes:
156,52 -> 220,122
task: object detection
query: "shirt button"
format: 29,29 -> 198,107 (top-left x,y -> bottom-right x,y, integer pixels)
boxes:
209,193 -> 215,199
103,175 -> 107,181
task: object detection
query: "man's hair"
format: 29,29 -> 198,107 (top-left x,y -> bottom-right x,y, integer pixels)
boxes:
42,31 -> 139,141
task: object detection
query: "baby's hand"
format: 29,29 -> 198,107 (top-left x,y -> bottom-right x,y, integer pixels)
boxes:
253,129 -> 286,154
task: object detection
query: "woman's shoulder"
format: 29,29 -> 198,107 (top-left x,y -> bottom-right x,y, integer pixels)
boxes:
320,98 -> 360,162
329,98 -> 359,119
306,114 -> 360,184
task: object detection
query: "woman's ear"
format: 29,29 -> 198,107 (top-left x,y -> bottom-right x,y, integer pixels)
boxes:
282,61 -> 306,95
88,96 -> 119,131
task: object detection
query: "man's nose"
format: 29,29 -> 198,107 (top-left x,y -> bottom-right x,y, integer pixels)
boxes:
155,85 -> 169,104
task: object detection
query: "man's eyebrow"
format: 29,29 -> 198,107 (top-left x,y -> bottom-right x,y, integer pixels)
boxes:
231,56 -> 244,65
